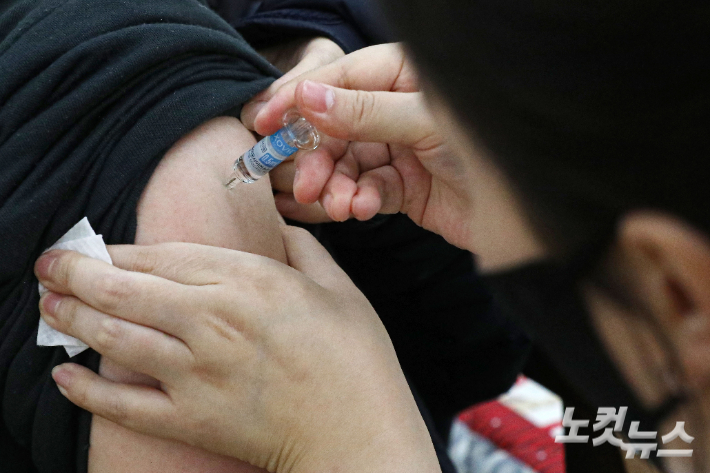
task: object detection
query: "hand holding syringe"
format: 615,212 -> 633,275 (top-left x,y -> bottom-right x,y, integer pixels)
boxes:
237,44 -> 451,237
226,110 -> 320,188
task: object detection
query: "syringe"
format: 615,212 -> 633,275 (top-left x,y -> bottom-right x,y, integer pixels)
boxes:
226,110 -> 320,188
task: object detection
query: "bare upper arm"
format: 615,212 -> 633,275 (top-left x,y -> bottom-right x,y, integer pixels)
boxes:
88,116 -> 284,473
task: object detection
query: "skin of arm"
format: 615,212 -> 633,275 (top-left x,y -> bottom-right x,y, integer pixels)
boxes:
88,116 -> 285,473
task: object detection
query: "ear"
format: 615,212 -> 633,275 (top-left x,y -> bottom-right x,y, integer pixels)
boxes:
619,211 -> 710,391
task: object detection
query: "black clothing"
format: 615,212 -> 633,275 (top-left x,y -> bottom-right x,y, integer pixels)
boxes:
313,216 -> 531,442
210,0 -> 392,53
524,348 -> 627,473
0,1 -> 278,472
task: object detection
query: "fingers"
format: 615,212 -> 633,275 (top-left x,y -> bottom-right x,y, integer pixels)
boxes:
320,174 -> 355,222
293,141 -> 360,222
108,243 -> 280,289
274,194 -> 332,223
314,166 -> 406,222
52,363 -> 177,438
106,243 -> 228,285
253,43 -> 413,135
268,146 -> 338,201
269,159 -> 297,193
292,147 -> 337,204
296,83 -> 438,148
35,249 -> 196,336
280,226 -> 351,291
40,292 -> 192,381
273,137 -> 401,223
352,166 -> 405,220
107,243 -> 291,290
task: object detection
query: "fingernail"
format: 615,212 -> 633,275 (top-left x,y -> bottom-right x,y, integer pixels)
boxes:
52,365 -> 73,391
41,292 -> 63,317
35,251 -> 58,280
300,80 -> 335,113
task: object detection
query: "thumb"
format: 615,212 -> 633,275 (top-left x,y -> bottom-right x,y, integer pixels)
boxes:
280,225 -> 351,291
295,80 -> 437,148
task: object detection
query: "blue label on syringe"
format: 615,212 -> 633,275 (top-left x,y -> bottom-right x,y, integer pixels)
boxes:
242,128 -> 297,179
270,128 -> 299,156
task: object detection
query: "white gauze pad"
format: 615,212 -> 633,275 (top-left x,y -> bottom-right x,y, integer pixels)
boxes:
37,217 -> 112,357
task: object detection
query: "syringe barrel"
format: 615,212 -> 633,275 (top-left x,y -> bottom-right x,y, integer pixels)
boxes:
227,112 -> 319,187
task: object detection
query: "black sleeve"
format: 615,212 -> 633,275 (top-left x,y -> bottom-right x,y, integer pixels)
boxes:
0,1 -> 279,472
209,0 -> 393,53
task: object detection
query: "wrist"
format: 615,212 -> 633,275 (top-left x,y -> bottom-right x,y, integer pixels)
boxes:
292,397 -> 442,473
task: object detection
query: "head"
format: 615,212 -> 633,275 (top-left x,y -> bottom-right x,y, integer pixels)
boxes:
379,0 -> 710,470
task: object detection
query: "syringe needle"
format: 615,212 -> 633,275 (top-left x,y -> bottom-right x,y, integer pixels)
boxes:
225,173 -> 238,189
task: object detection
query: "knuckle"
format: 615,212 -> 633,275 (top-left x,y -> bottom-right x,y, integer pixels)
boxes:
184,409 -> 218,441
54,252 -> 79,289
133,246 -> 160,274
337,60 -> 352,90
71,381 -> 89,407
161,243 -> 202,274
54,296 -> 80,330
95,317 -> 123,351
105,395 -> 129,425
189,361 -> 221,388
94,272 -> 134,311
352,91 -> 376,129
118,243 -> 174,275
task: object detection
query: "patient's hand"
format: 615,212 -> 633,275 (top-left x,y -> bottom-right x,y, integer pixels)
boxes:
88,116 -> 283,473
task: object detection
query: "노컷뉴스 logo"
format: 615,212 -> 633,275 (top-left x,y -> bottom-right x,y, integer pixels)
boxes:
555,407 -> 693,459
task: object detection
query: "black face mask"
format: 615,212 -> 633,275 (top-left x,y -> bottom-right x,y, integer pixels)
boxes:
481,247 -> 687,472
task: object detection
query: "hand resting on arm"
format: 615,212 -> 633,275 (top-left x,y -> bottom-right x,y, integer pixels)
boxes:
88,116 -> 283,473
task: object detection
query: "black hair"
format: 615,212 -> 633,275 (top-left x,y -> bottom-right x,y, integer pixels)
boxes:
377,2 -> 710,470
379,0 -> 710,258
